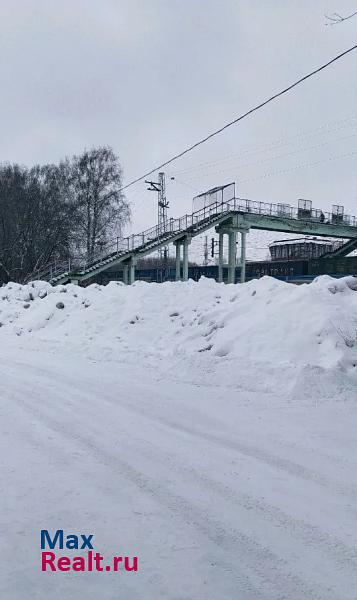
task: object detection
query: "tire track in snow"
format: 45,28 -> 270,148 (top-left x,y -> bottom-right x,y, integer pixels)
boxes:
9,386 -> 342,600
56,383 -> 357,576
132,435 -> 357,573
6,356 -> 356,500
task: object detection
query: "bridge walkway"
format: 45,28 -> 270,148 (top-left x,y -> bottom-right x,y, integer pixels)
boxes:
29,194 -> 357,286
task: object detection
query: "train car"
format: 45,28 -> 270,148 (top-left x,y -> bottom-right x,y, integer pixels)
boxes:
89,256 -> 357,286
308,256 -> 357,277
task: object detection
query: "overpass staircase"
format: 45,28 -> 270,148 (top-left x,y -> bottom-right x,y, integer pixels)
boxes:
25,187 -> 357,286
28,207 -> 225,285
321,238 -> 357,258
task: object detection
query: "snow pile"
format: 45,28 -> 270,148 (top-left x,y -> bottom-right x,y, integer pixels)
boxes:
1,276 -> 357,398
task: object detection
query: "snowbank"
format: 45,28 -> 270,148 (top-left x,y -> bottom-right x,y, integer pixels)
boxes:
1,276 -> 357,398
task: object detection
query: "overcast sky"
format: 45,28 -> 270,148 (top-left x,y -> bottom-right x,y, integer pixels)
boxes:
1,0 -> 357,239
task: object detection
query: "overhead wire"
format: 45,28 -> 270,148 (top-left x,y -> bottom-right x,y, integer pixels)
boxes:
237,147 -> 357,184
182,131 -> 357,181
119,44 -> 357,193
170,113 -> 357,177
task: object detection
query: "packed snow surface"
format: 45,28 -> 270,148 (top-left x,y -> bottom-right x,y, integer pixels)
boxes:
1,276 -> 357,599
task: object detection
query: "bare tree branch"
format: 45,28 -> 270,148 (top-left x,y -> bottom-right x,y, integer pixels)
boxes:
325,9 -> 357,25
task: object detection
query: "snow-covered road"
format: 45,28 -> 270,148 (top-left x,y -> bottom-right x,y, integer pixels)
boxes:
2,342 -> 357,600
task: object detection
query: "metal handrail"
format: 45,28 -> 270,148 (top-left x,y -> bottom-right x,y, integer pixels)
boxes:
84,197 -> 357,266
31,196 -> 357,282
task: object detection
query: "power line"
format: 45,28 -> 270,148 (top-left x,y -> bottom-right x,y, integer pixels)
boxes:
170,112 -> 357,177
120,43 -> 357,193
237,147 -> 357,184
166,173 -> 201,193
182,131 -> 357,182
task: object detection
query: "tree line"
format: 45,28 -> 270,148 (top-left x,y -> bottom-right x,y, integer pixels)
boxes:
0,147 -> 130,283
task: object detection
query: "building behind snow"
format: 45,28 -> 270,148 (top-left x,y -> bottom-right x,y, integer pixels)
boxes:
269,237 -> 334,261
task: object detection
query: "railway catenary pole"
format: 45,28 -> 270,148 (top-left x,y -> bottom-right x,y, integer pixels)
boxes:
158,172 -> 169,263
145,172 -> 170,264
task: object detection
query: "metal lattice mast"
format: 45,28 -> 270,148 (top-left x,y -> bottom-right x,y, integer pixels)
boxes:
146,172 -> 169,262
158,172 -> 169,261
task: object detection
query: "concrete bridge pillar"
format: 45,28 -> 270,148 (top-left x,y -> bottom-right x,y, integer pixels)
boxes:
218,232 -> 224,283
240,230 -> 247,284
128,257 -> 136,285
182,238 -> 189,281
228,231 -> 237,284
175,242 -> 181,281
216,223 -> 250,284
174,236 -> 191,281
122,265 -> 129,285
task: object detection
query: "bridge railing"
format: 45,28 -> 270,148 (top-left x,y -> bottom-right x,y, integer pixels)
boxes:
24,259 -> 71,283
227,198 -> 357,227
31,195 -> 357,281
79,196 -> 357,271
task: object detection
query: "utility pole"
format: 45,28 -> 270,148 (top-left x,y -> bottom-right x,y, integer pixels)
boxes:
145,172 -> 169,263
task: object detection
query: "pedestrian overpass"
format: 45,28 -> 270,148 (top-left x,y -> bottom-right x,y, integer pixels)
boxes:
34,182 -> 357,286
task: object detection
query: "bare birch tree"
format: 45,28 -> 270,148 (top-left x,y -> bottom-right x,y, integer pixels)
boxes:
65,147 -> 130,262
